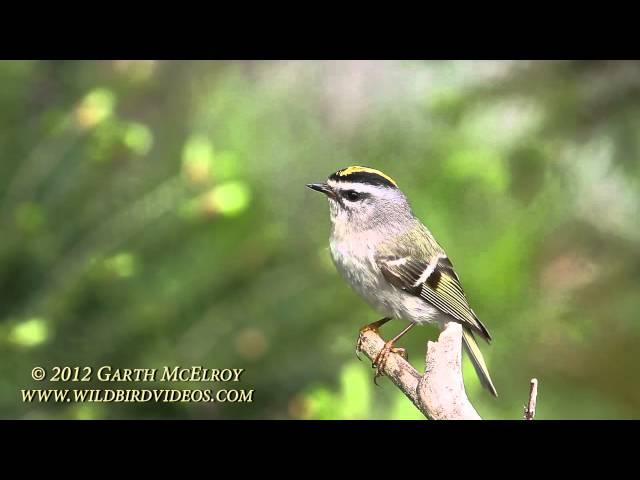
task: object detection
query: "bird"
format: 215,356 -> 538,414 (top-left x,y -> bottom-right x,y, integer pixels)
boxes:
307,165 -> 497,397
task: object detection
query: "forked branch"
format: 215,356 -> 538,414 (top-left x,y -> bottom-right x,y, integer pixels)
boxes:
357,321 -> 538,420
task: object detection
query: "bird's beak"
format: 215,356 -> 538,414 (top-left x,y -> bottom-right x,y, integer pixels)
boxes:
306,183 -> 335,198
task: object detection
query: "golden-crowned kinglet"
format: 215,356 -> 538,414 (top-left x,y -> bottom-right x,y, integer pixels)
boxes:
307,166 -> 497,397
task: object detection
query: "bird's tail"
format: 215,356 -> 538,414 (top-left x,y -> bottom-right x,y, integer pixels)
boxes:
462,327 -> 498,397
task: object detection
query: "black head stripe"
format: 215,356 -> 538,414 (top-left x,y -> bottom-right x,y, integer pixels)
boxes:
329,170 -> 397,189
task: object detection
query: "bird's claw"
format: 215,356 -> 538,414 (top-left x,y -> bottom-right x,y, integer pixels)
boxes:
355,318 -> 390,360
371,343 -> 407,385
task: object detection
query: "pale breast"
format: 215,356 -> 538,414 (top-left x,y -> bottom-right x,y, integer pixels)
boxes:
329,235 -> 439,325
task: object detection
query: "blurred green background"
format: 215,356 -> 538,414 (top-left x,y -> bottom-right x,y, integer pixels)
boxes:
1,60 -> 639,419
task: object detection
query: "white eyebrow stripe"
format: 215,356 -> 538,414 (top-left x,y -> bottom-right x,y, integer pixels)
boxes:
326,180 -> 389,196
412,254 -> 445,287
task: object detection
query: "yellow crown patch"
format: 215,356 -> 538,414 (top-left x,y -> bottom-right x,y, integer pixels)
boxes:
335,166 -> 398,187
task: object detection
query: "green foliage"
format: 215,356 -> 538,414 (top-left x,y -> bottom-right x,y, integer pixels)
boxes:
303,362 -> 425,420
1,61 -> 640,419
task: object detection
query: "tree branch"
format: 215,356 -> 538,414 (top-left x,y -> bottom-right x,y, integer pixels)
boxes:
417,322 -> 481,419
357,325 -> 425,414
357,321 -> 539,420
524,378 -> 538,420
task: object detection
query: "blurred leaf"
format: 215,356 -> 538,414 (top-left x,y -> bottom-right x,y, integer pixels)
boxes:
8,318 -> 49,348
124,123 -> 154,156
75,87 -> 116,129
444,146 -> 508,193
182,134 -> 215,185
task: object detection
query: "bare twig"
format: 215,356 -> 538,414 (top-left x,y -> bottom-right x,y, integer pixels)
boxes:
524,378 -> 538,420
358,321 -> 540,420
357,322 -> 480,419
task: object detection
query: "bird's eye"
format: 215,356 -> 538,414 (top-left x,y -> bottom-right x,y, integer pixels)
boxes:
343,190 -> 361,201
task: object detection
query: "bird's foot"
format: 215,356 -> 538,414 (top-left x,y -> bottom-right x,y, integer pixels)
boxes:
355,318 -> 391,360
372,341 -> 407,385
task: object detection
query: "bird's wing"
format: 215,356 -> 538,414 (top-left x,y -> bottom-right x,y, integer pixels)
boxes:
377,252 -> 492,342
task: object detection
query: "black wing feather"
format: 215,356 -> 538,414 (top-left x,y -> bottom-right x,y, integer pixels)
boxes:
378,255 -> 492,342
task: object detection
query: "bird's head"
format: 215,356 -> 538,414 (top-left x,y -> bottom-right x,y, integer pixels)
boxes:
307,166 -> 413,234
